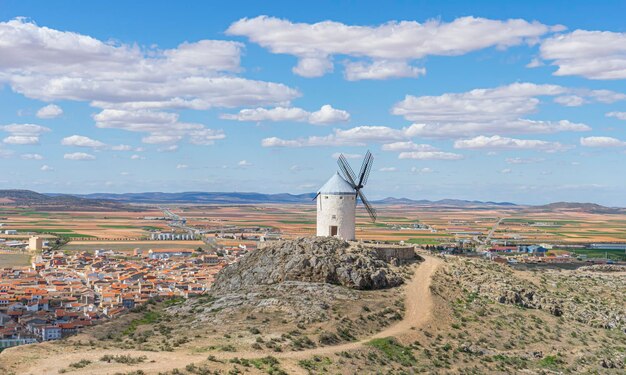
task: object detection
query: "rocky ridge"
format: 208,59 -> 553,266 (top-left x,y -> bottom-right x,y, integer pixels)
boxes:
446,257 -> 625,331
211,237 -> 408,293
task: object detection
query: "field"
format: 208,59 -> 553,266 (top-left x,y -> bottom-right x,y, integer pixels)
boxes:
3,204 -> 626,254
0,252 -> 30,267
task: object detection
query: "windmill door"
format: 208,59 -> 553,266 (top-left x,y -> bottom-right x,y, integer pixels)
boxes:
330,226 -> 338,236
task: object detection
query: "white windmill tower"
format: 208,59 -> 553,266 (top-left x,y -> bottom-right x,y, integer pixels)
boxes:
315,151 -> 377,241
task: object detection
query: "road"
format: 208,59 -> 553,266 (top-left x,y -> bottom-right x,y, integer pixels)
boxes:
477,217 -> 503,252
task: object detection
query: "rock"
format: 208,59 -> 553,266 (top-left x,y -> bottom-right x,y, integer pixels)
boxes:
211,237 -> 406,294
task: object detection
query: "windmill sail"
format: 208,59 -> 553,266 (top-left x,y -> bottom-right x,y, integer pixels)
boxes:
336,150 -> 376,222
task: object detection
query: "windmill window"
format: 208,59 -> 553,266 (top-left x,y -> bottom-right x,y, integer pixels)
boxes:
332,215 -> 336,219
325,196 -> 328,199
340,196 -> 343,199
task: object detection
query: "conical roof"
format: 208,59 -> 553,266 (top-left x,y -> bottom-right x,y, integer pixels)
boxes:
318,172 -> 355,195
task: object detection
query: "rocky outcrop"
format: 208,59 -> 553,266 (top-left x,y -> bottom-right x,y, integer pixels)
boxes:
447,258 -> 625,332
211,237 -> 408,294
577,264 -> 626,273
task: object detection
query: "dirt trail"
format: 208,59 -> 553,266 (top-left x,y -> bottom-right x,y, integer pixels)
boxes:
2,254 -> 443,375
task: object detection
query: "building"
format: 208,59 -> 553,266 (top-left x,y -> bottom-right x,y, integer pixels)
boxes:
4,230 -> 17,235
28,236 -> 43,251
316,172 -> 356,241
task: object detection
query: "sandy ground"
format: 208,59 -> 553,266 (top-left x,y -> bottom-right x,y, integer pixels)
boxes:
0,255 -> 443,375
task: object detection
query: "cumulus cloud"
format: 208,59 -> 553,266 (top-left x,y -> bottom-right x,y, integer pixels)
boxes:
61,135 -> 106,148
0,18 -> 299,147
262,125 -> 408,148
221,104 -> 350,125
540,30 -> 626,79
20,153 -> 43,160
130,154 -> 145,160
227,16 -> 560,80
399,151 -> 463,160
390,82 -> 617,138
176,164 -> 188,169
454,135 -> 568,152
379,167 -> 397,172
0,18 -> 298,108
36,104 -> 63,119
580,136 -> 626,147
94,109 -> 225,145
111,144 -> 133,151
64,152 -> 95,160
238,160 -> 252,167
607,111 -> 626,120
381,141 -> 437,152
40,164 -> 53,171
500,168 -> 512,174
1,123 -> 50,145
344,60 -> 425,81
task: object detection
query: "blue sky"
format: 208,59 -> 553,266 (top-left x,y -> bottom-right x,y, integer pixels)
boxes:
1,0 -> 626,205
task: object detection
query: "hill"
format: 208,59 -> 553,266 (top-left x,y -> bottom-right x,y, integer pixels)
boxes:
2,243 -> 624,374
73,191 -> 317,204
530,201 -> 626,214
0,189 -> 131,211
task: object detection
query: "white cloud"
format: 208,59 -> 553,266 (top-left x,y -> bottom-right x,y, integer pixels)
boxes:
1,123 -> 50,145
344,60 -> 425,81
221,104 -> 349,125
120,171 -> 130,176
3,136 -> 39,145
505,157 -> 545,164
379,167 -> 397,172
227,16 -> 560,80
0,18 -> 299,148
40,164 -> 53,171
580,136 -> 626,147
308,105 -> 351,124
130,154 -> 145,160
553,95 -> 585,106
526,58 -> 544,68
0,18 -> 298,109
454,135 -> 567,152
500,168 -> 512,174
398,151 -> 463,160
20,153 -> 43,160
238,160 -> 252,167
381,141 -> 437,152
540,30 -> 626,80
176,164 -> 188,169
94,109 -> 225,146
61,135 -> 106,148
607,111 -> 626,120
390,83 -> 613,138
36,104 -> 63,119
331,152 -> 361,159
64,152 -> 95,160
111,144 -> 132,151
157,145 -> 179,152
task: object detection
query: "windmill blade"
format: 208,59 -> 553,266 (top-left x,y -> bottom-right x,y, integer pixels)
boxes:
337,154 -> 357,187
357,150 -> 372,185
357,190 -> 377,222
312,192 -> 320,201
358,151 -> 374,187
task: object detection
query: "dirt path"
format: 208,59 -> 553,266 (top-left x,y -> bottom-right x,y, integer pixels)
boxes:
2,254 -> 443,375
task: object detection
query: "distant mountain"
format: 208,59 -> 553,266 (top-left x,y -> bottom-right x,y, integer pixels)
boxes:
0,189 -> 131,211
374,197 -> 518,207
530,202 -> 626,214
72,191 -> 317,204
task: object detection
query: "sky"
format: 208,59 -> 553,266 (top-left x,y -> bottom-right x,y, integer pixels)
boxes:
1,0 -> 626,205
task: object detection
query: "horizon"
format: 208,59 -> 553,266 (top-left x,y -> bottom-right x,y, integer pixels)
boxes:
1,1 -> 626,205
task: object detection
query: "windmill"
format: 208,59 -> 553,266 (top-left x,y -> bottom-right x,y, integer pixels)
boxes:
316,151 -> 376,241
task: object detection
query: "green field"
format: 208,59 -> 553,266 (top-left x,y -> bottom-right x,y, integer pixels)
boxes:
569,248 -> 626,261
